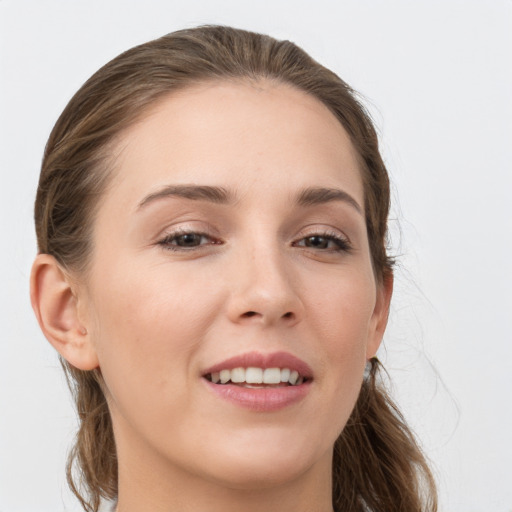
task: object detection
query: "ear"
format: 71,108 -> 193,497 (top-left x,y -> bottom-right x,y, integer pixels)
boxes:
30,254 -> 99,370
366,271 -> 393,359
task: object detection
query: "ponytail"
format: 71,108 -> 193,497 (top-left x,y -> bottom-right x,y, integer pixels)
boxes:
332,358 -> 437,511
61,361 -> 117,512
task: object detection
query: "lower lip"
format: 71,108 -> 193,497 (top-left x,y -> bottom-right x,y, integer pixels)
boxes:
203,379 -> 312,412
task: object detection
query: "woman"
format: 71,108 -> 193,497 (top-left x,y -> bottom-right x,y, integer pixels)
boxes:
30,25 -> 437,512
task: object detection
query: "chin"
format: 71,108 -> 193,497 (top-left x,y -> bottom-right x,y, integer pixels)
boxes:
197,430 -> 331,490
207,458 -> 314,491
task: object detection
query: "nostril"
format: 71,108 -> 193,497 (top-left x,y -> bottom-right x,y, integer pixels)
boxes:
242,311 -> 294,318
238,310 -> 296,322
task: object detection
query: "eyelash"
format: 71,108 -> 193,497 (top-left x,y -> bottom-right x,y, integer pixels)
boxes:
157,229 -> 352,253
157,228 -> 220,251
293,231 -> 352,253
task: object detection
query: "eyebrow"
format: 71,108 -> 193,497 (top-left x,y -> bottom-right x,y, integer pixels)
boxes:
137,184 -> 362,215
296,187 -> 363,215
137,185 -> 234,209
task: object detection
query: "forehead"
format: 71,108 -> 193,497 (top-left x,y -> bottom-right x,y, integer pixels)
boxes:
108,80 -> 364,211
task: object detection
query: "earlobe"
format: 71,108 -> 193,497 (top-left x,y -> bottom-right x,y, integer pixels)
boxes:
30,254 -> 99,371
366,272 -> 394,359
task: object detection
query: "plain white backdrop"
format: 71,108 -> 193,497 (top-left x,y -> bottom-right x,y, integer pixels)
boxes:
1,1 -> 511,511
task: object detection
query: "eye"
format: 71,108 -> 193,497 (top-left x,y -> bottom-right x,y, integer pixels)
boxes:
294,232 -> 352,252
158,230 -> 220,251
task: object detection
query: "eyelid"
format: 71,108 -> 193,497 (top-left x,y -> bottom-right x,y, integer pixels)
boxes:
156,224 -> 223,251
292,227 -> 353,252
295,224 -> 350,242
154,223 -> 352,253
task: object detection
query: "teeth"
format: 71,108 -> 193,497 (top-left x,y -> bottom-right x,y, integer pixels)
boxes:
246,367 -> 263,384
263,368 -> 281,384
288,370 -> 299,385
231,367 -> 245,383
280,368 -> 291,383
207,367 -> 307,386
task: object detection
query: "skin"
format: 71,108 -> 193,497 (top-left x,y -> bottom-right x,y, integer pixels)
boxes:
31,80 -> 392,512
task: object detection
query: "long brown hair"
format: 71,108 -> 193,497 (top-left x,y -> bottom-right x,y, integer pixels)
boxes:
35,25 -> 437,512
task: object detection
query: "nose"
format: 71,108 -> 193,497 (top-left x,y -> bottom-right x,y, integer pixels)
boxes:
225,243 -> 304,327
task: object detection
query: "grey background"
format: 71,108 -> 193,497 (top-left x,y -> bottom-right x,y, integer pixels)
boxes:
1,1 -> 511,510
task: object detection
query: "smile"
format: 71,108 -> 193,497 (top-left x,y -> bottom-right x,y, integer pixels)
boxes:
205,367 -> 306,386
201,351 -> 313,411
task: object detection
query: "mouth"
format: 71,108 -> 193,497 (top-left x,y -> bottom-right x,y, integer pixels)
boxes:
204,367 -> 309,387
201,351 -> 313,411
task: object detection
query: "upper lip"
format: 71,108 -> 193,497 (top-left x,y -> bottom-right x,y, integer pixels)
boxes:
202,351 -> 313,379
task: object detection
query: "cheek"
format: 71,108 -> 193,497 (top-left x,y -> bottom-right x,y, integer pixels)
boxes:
85,258 -> 221,420
309,267 -> 376,354
304,270 -> 376,429
90,254 -> 219,343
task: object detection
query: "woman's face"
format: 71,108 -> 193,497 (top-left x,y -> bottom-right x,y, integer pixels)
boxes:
78,80 -> 390,488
